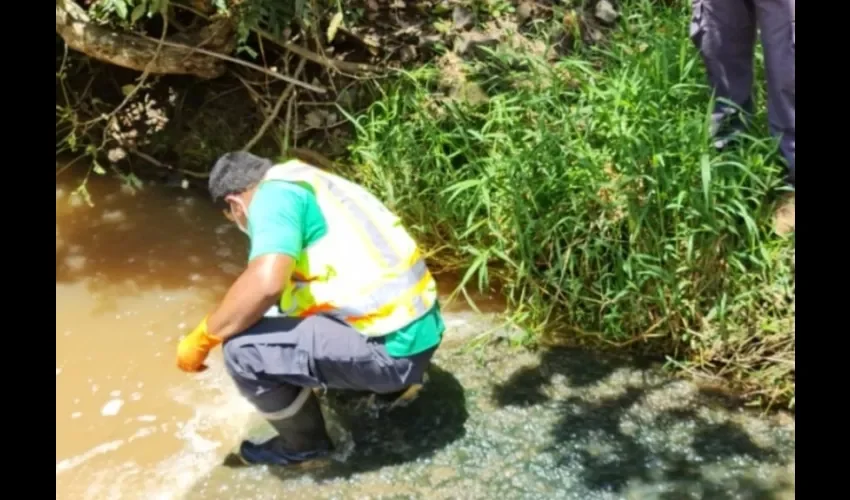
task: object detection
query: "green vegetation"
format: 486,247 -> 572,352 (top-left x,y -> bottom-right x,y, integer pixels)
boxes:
56,0 -> 794,409
344,0 -> 795,408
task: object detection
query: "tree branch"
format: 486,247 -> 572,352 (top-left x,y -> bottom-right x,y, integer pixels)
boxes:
56,0 -> 233,79
242,59 -> 306,151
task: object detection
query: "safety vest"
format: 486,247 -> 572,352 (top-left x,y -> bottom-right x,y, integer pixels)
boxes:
261,160 -> 438,337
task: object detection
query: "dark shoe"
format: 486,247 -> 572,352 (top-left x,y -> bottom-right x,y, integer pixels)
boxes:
709,101 -> 751,151
238,439 -> 331,467
238,390 -> 334,467
712,129 -> 744,151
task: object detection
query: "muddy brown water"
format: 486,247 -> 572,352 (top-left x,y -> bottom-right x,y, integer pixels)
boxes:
57,167 -> 252,498
55,166 -> 503,499
57,166 -> 794,500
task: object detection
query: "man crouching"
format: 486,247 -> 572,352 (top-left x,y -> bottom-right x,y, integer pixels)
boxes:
175,152 -> 444,466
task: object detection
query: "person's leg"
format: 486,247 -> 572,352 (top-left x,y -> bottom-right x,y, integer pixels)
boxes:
689,0 -> 758,148
237,388 -> 332,466
222,314 -> 437,465
305,315 -> 436,394
755,0 -> 795,185
367,345 -> 438,410
223,317 -> 332,465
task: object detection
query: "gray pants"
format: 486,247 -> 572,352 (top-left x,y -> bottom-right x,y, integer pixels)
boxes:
223,314 -> 436,415
690,0 -> 795,181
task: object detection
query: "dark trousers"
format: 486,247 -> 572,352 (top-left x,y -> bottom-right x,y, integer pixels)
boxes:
690,0 -> 795,181
223,315 -> 435,415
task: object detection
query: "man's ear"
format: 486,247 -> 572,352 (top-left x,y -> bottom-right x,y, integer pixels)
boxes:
224,195 -> 245,217
232,199 -> 246,220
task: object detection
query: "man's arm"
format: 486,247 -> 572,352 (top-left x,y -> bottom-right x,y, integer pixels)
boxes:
206,252 -> 294,341
207,181 -> 309,341
177,181 -> 310,372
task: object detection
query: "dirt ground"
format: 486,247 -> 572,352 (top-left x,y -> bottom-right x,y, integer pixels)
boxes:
774,193 -> 795,236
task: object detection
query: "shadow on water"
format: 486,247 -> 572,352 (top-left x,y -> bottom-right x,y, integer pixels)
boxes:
491,347 -> 794,498
56,168 -> 246,306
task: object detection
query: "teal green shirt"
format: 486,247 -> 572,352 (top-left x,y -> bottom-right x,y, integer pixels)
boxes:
247,179 -> 444,357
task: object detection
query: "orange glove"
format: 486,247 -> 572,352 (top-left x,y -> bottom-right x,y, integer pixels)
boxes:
176,317 -> 222,373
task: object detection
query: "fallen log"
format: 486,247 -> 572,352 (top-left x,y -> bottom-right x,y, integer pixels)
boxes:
55,0 -> 234,79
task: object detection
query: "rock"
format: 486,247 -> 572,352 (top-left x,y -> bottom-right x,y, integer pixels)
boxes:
516,2 -> 535,24
455,30 -> 501,55
399,45 -> 418,63
588,27 -> 604,43
418,33 -> 444,49
304,111 -> 324,129
594,0 -> 620,24
773,193 -> 795,236
452,6 -> 475,31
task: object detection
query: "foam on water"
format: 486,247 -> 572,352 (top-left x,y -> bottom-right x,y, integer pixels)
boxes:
56,166 -> 793,499
56,440 -> 125,476
139,361 -> 255,499
56,358 -> 257,500
101,399 -> 124,416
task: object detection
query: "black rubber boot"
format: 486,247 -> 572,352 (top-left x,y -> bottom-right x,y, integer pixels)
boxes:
238,390 -> 334,466
710,100 -> 752,152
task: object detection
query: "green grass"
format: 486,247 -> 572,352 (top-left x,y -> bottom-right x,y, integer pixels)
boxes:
343,0 -> 795,409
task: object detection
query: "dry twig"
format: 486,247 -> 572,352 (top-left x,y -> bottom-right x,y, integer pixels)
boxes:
242,59 -> 307,151
134,33 -> 327,93
129,149 -> 209,179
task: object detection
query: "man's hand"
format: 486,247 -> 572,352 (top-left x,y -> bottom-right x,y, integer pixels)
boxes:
177,253 -> 292,373
176,317 -> 222,372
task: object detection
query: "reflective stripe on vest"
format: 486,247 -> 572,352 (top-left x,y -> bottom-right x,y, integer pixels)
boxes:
265,161 -> 437,336
285,256 -> 432,322
281,162 -> 406,267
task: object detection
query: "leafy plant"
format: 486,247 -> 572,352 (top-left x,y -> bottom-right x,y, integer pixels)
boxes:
345,0 -> 794,408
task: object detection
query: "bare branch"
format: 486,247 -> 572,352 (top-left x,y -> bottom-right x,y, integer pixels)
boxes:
242,59 -> 307,151
56,0 -> 232,79
134,34 -> 327,93
252,26 -> 385,76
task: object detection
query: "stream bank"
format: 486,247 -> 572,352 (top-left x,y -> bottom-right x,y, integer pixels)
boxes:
56,153 -> 794,500
185,310 -> 795,500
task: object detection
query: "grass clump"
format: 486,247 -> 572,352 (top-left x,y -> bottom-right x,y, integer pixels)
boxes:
344,0 -> 794,409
